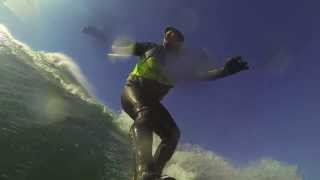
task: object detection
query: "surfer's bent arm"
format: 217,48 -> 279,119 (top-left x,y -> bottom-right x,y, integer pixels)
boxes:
111,42 -> 156,57
196,56 -> 249,81
196,67 -> 229,81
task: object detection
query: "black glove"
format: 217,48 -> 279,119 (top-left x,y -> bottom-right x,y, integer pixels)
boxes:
223,56 -> 249,74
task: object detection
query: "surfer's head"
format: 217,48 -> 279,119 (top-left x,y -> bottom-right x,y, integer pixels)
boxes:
163,26 -> 184,52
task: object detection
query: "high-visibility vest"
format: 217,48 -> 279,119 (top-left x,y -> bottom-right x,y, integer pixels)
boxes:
129,46 -> 175,86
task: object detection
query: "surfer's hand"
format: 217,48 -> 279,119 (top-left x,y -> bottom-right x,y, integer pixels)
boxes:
223,56 -> 249,75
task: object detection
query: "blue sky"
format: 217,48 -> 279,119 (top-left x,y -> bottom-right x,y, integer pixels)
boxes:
1,0 -> 319,179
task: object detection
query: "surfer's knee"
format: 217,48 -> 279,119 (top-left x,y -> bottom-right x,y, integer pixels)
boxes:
168,126 -> 180,146
173,127 -> 181,143
134,106 -> 153,129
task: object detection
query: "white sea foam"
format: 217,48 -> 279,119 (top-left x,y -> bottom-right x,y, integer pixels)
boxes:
0,24 -> 96,104
116,111 -> 301,180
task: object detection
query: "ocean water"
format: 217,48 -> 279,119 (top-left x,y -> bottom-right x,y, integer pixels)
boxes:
0,25 -> 132,180
0,24 -> 302,180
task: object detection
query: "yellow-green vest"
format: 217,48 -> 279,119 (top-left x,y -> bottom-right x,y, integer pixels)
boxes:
128,47 -> 174,86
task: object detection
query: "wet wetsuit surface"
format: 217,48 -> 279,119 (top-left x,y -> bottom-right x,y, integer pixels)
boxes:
121,42 -> 181,179
121,75 -> 180,178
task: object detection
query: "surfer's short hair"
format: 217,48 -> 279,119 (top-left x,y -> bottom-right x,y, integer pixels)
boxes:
164,26 -> 184,42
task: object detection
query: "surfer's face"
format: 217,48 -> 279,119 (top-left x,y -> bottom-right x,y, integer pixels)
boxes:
163,30 -> 183,51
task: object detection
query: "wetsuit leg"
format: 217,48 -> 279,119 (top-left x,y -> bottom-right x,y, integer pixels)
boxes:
121,84 -> 157,180
152,103 -> 181,175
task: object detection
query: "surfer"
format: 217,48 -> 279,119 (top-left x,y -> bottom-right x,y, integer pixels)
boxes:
117,26 -> 249,180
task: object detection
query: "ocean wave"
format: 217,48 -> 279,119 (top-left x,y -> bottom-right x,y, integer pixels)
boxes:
0,24 -> 301,180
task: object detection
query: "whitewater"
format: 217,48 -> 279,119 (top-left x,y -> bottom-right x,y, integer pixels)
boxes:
0,24 -> 301,180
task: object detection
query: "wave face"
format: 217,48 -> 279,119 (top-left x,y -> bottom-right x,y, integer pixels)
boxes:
0,25 -> 132,180
0,24 -> 302,180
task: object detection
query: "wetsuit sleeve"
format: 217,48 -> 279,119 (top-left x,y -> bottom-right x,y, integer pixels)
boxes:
196,67 -> 229,81
133,42 -> 157,56
184,48 -> 228,81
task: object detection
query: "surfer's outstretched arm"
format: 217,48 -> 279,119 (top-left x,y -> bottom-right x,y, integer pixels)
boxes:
110,42 -> 157,57
197,56 -> 249,81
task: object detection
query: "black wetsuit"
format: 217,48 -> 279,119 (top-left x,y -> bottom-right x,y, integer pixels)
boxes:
121,43 -> 180,179
120,42 -> 249,180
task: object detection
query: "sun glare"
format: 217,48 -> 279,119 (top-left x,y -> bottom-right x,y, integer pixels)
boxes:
3,0 -> 38,22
